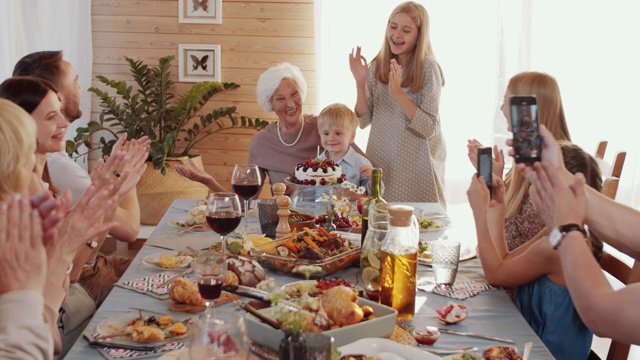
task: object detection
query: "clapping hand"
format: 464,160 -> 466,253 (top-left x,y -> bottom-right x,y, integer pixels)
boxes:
467,140 -> 504,177
388,59 -> 403,100
349,46 -> 369,85
175,158 -> 214,185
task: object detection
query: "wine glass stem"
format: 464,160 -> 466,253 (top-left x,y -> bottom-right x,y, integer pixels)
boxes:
221,236 -> 227,258
205,300 -> 215,316
243,199 -> 249,234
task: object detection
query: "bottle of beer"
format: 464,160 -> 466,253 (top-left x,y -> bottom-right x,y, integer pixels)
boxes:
361,168 -> 387,246
379,205 -> 419,321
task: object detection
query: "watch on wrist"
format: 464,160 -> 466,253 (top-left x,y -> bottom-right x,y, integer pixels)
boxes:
549,223 -> 587,249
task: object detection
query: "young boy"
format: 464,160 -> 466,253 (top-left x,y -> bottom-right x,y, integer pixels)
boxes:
317,103 -> 376,193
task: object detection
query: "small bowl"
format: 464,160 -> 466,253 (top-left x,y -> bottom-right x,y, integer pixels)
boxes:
414,327 -> 440,345
288,213 -> 316,232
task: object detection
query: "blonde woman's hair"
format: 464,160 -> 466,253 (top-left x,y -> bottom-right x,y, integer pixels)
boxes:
373,1 -> 444,92
0,99 -> 37,201
504,72 -> 571,219
317,103 -> 359,133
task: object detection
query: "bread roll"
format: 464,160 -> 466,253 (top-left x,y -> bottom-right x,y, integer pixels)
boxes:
226,255 -> 266,287
169,277 -> 205,306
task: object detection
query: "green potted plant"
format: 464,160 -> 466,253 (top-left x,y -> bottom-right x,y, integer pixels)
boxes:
68,55 -> 269,224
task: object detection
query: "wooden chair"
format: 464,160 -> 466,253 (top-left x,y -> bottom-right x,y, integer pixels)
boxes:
588,249 -> 640,360
610,151 -> 626,179
601,177 -> 620,200
595,141 -> 608,159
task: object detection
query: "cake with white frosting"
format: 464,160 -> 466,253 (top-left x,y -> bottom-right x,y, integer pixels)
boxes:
289,158 -> 346,186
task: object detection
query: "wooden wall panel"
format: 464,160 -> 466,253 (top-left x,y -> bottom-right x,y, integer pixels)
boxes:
91,0 -> 316,198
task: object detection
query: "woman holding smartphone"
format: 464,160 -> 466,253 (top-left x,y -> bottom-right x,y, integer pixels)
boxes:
467,72 -> 571,251
349,1 -> 446,206
468,141 -> 602,360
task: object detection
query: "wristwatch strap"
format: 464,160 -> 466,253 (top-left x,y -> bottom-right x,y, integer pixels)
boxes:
554,223 -> 587,249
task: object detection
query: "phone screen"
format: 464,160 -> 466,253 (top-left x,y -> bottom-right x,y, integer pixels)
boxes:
477,147 -> 492,195
510,96 -> 541,163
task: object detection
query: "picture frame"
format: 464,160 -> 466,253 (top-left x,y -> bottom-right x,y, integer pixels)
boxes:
178,44 -> 222,83
178,0 -> 222,24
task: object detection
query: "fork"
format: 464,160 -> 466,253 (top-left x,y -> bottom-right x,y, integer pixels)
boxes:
420,346 -> 477,355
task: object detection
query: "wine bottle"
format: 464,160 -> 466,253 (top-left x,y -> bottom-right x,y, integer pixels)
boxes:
361,168 -> 387,246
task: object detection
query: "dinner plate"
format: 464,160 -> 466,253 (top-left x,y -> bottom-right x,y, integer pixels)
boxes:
418,217 -> 452,233
96,311 -> 190,344
418,246 -> 477,266
142,252 -> 194,270
167,216 -> 209,232
338,338 -> 442,360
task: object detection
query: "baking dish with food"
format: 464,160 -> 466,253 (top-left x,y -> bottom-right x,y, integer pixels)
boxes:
249,230 -> 361,278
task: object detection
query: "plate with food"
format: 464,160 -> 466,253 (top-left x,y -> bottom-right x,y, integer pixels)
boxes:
95,311 -> 189,344
418,242 -> 477,266
167,216 -> 209,232
338,338 -> 442,360
418,216 -> 452,233
142,252 -> 194,270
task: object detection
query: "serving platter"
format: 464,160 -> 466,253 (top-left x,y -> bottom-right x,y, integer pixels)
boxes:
245,297 -> 397,350
338,338 -> 442,360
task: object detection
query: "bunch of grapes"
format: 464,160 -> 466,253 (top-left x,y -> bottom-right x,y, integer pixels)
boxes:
314,214 -> 352,229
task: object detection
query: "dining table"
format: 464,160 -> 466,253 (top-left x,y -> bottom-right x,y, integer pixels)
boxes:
64,198 -> 555,360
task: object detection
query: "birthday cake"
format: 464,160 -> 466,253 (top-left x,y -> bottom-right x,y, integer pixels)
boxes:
288,158 -> 346,186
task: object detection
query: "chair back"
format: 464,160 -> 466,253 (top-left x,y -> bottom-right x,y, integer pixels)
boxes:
601,177 -> 620,200
595,141 -> 608,159
610,151 -> 626,179
588,249 -> 640,360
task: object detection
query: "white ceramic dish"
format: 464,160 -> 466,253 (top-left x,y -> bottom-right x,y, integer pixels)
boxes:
338,338 -> 442,360
281,279 -> 366,298
418,246 -> 477,266
245,297 -> 397,350
142,252 -> 193,270
96,311 -> 189,344
167,216 -> 209,232
419,217 -> 452,233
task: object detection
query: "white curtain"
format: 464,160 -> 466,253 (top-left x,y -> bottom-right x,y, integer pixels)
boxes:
316,0 -> 640,209
0,0 -> 92,170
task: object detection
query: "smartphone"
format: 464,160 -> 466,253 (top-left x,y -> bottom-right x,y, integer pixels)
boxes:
477,147 -> 493,196
509,95 -> 541,163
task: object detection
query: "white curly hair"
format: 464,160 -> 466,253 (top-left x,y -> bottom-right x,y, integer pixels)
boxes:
256,62 -> 307,112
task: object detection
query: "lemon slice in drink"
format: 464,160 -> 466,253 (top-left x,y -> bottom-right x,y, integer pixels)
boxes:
362,266 -> 380,288
367,251 -> 381,269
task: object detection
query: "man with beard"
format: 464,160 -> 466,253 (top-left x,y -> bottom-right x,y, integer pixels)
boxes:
13,51 -> 148,357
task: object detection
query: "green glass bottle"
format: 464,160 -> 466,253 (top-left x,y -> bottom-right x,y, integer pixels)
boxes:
361,168 -> 387,246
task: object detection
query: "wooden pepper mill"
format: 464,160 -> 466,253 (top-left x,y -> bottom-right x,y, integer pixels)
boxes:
273,183 -> 291,238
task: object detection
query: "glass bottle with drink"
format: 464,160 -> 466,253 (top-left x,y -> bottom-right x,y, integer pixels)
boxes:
379,205 -> 419,321
360,202 -> 389,302
360,168 -> 387,246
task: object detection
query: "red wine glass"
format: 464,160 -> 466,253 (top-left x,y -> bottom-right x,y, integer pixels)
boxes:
193,253 -> 226,315
206,192 -> 242,257
231,164 -> 262,235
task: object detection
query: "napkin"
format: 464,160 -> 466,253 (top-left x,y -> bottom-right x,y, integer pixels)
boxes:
83,333 -> 185,360
116,272 -> 184,300
418,278 -> 497,300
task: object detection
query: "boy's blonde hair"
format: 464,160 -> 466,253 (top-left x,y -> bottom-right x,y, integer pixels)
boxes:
317,103 -> 359,133
0,99 -> 37,201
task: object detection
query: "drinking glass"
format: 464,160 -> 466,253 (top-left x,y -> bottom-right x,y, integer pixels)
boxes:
206,192 -> 242,257
231,164 -> 262,235
189,310 -> 251,360
194,253 -> 226,315
431,240 -> 461,290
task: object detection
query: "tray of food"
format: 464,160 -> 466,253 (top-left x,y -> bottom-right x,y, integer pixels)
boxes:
249,228 -> 360,278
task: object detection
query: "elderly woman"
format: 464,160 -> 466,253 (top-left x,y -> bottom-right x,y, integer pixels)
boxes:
176,62 -> 321,194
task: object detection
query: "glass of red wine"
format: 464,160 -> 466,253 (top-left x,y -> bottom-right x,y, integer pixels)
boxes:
194,252 -> 226,315
231,164 -> 262,235
206,192 -> 242,257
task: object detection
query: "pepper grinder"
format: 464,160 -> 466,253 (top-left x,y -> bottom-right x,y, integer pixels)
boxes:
274,183 -> 291,238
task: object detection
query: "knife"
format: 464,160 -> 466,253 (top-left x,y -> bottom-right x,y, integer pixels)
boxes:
437,328 -> 515,344
157,268 -> 194,288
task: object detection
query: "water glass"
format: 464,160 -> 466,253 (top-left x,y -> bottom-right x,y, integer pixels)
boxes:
257,199 -> 278,237
189,310 -> 251,360
431,240 -> 461,290
302,332 -> 333,360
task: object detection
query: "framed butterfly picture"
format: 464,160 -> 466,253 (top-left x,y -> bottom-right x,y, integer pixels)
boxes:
178,0 -> 222,24
178,44 -> 222,82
